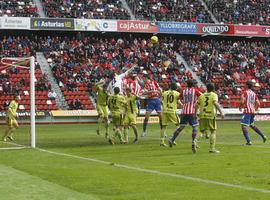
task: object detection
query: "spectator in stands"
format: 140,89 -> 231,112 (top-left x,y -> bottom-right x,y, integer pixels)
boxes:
42,0 -> 130,19
48,89 -> 57,100
74,99 -> 83,110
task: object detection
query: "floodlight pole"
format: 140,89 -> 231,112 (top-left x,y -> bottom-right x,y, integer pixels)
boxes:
30,56 -> 36,148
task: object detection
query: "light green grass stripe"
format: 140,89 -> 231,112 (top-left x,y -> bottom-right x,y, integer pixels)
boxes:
37,148 -> 270,194
0,165 -> 98,200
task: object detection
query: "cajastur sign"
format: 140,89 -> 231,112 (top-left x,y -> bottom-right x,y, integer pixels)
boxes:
117,20 -> 158,33
198,24 -> 234,35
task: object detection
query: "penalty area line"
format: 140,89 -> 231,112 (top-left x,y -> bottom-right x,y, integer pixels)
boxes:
37,148 -> 270,194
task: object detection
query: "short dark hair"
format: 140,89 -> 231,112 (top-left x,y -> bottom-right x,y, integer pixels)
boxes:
246,81 -> 253,89
170,82 -> 177,90
206,83 -> 214,92
186,79 -> 194,88
114,87 -> 120,94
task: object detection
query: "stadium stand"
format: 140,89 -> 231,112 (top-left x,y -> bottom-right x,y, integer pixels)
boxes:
41,0 -> 131,19
0,0 -> 39,17
0,36 -> 57,112
177,39 -> 270,107
126,0 -> 213,23
207,0 -> 270,25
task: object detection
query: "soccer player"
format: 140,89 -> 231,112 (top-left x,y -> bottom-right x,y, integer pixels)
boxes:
107,60 -> 138,95
95,79 -> 109,137
196,83 -> 224,153
160,83 -> 180,146
168,79 -> 202,153
239,81 -> 267,145
107,87 -> 126,144
123,88 -> 139,144
141,75 -> 162,137
2,96 -> 20,142
125,73 -> 142,113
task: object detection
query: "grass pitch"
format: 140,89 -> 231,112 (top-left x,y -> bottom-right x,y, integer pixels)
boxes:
0,121 -> 270,200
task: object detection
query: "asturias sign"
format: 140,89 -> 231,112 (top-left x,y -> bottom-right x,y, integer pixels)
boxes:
31,18 -> 74,30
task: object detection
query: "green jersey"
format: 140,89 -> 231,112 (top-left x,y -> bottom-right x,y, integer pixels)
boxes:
108,95 -> 126,115
96,85 -> 107,106
125,94 -> 138,114
198,92 -> 218,119
7,100 -> 18,119
162,90 -> 180,113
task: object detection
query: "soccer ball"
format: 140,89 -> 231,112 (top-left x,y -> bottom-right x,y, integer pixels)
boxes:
150,36 -> 158,44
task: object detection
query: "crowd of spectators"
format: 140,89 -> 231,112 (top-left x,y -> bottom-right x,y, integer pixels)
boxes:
126,0 -> 213,23
207,0 -> 270,25
176,39 -> 270,104
0,0 -> 38,17
39,34 -> 192,98
42,0 -> 130,19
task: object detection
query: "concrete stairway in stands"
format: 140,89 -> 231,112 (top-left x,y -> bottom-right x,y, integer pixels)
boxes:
33,0 -> 46,17
120,0 -> 136,20
36,52 -> 69,110
175,52 -> 206,89
200,0 -> 219,23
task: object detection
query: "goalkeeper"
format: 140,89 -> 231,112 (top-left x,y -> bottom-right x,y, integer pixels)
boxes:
2,96 -> 20,142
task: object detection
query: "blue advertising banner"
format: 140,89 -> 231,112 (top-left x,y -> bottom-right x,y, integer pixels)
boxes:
158,22 -> 197,34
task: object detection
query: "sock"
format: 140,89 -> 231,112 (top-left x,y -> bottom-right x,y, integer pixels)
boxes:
159,119 -> 163,130
143,118 -> 148,132
160,127 -> 166,144
105,120 -> 109,135
131,125 -> 138,139
210,130 -> 216,151
171,126 -> 184,142
192,127 -> 198,143
123,128 -> 128,142
116,128 -> 124,143
242,126 -> 251,143
97,117 -> 102,131
250,125 -> 265,139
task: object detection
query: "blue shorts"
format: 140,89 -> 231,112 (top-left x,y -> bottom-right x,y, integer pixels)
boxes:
240,114 -> 255,126
180,115 -> 199,126
146,98 -> 162,113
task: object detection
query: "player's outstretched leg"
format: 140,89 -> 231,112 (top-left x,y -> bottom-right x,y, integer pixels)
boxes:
192,127 -> 198,153
241,125 -> 252,145
250,125 -> 267,143
160,126 -> 167,147
142,112 -> 150,137
131,125 -> 138,144
169,126 -> 184,147
96,116 -> 103,135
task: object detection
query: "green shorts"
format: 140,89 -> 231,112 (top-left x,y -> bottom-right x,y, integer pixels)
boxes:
199,118 -> 217,132
97,104 -> 109,118
162,112 -> 180,126
123,112 -> 137,125
112,114 -> 124,126
6,117 -> 18,127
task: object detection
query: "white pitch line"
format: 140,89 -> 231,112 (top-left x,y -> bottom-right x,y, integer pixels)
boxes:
37,148 -> 270,194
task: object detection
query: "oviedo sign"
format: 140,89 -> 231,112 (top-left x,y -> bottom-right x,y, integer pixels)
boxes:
198,24 -> 234,35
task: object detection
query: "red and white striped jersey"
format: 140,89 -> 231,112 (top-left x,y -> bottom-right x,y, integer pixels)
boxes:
180,88 -> 202,115
125,79 -> 142,96
145,80 -> 161,98
242,89 -> 259,114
